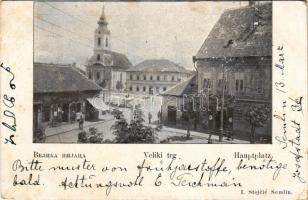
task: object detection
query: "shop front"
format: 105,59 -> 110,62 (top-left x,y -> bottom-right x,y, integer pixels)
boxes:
33,63 -> 102,142
34,92 -> 88,128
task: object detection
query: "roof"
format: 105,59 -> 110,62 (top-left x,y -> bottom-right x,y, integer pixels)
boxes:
195,3 -> 272,59
73,66 -> 86,75
127,59 -> 190,73
89,50 -> 133,70
34,63 -> 102,94
161,75 -> 197,96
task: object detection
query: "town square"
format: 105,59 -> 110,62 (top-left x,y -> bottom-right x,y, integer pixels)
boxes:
33,1 -> 272,144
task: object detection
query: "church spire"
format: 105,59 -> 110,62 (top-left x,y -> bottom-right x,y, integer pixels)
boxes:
100,6 -> 106,20
94,5 -> 111,51
98,5 -> 108,26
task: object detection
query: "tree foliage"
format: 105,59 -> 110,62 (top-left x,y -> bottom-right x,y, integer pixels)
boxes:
111,105 -> 159,143
77,127 -> 104,143
116,81 -> 123,91
99,80 -> 107,88
111,108 -> 124,119
244,105 -> 270,143
182,95 -> 201,138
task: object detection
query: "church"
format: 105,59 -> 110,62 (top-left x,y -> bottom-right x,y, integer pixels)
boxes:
86,7 -> 133,93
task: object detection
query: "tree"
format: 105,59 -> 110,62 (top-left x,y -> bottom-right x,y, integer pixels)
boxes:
111,105 -> 159,143
99,80 -> 107,88
244,105 -> 270,144
182,95 -> 200,139
77,127 -> 104,143
111,108 -> 124,119
116,81 -> 123,91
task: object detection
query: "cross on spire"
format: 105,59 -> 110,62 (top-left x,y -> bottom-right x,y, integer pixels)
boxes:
98,5 -> 108,26
100,5 -> 106,20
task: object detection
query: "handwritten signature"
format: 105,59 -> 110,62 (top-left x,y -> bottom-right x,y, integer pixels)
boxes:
273,46 -> 306,184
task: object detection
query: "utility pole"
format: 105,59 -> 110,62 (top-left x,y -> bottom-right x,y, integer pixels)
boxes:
219,66 -> 226,142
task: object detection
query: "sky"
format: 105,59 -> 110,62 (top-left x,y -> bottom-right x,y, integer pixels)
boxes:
34,1 -> 248,70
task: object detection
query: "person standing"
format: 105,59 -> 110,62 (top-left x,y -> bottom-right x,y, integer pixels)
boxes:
157,110 -> 161,124
71,110 -> 76,123
148,112 -> 152,124
78,114 -> 84,130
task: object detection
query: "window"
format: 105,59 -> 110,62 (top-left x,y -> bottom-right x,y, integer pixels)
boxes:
254,72 -> 263,93
218,79 -> 223,89
149,86 -> 153,95
163,87 -> 167,91
33,104 -> 42,129
156,86 -> 159,92
235,73 -> 244,92
171,76 -> 175,81
105,38 -> 109,47
164,75 -> 167,81
137,75 -> 140,80
143,86 -> 146,92
77,103 -> 82,112
88,71 -> 92,79
144,75 -> 146,80
43,106 -> 50,122
150,76 -> 153,81
130,74 -> 133,80
97,54 -> 100,61
129,86 -> 132,91
240,80 -> 244,91
157,76 -> 160,81
98,37 -> 101,46
96,71 -> 100,80
218,79 -> 227,89
136,86 -> 139,92
203,79 -> 211,89
236,79 -> 244,91
256,79 -> 263,93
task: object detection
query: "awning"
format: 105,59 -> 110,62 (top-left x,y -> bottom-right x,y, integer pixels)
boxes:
87,97 -> 110,111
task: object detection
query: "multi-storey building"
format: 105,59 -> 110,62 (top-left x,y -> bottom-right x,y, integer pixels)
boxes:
86,7 -> 132,92
126,59 -> 191,95
193,2 -> 272,140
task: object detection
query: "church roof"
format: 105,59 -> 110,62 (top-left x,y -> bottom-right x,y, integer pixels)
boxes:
34,63 -> 102,94
161,75 -> 197,97
89,50 -> 133,70
195,3 -> 272,59
127,59 -> 190,73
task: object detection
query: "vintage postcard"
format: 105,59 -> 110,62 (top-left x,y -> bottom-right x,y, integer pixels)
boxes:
0,0 -> 307,199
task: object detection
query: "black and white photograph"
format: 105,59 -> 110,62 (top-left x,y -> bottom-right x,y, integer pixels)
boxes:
33,1 -> 272,144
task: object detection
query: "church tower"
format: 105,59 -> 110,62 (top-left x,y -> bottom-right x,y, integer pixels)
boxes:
86,5 -> 132,93
94,6 -> 111,53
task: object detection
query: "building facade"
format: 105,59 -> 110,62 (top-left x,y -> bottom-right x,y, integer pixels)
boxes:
126,59 -> 191,95
161,75 -> 198,128
193,2 -> 272,141
86,7 -> 132,92
33,63 -> 102,142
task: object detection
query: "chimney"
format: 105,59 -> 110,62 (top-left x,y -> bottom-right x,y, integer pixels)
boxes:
249,0 -> 255,7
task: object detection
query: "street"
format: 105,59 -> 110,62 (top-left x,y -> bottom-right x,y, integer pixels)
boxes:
44,93 -> 249,144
